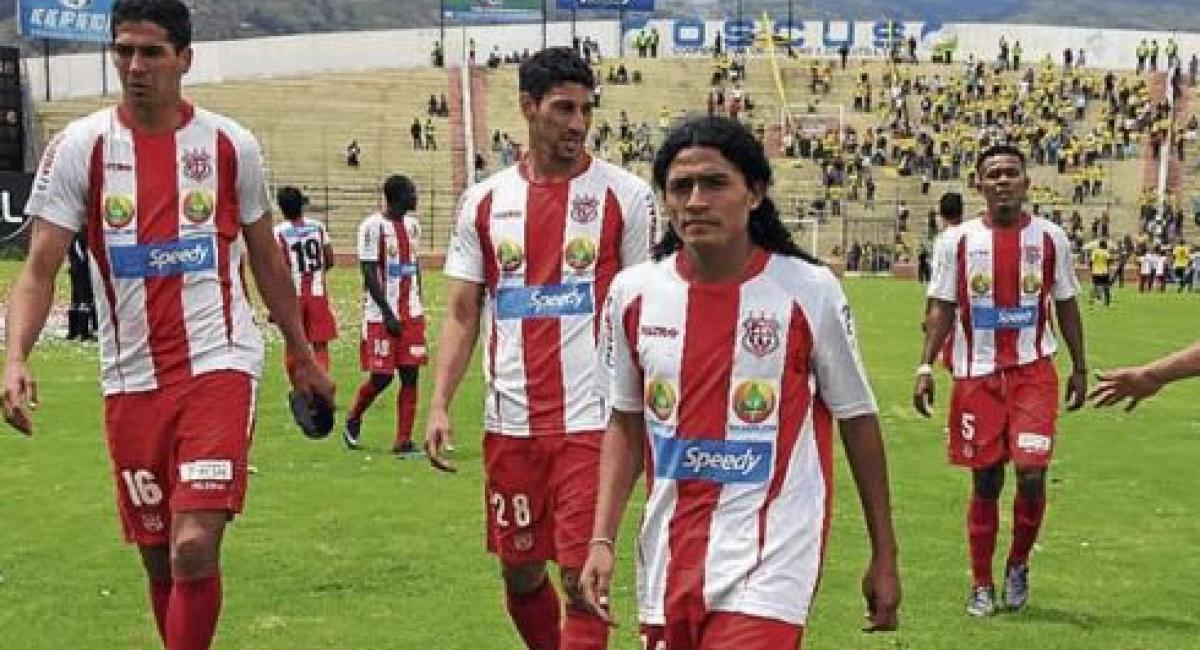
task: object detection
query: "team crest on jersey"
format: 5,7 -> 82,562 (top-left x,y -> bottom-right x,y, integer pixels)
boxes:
741,312 -> 781,357
180,148 -> 213,182
496,238 -> 524,274
1023,245 -> 1042,265
969,272 -> 992,296
512,532 -> 534,552
182,190 -> 215,224
141,513 -> 165,533
732,380 -> 777,424
1021,272 -> 1042,295
563,237 -> 597,272
570,195 -> 600,224
645,379 -> 678,421
103,194 -> 135,228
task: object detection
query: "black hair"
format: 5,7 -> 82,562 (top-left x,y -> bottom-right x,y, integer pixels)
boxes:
650,116 -> 819,264
938,191 -> 963,222
976,143 -> 1026,175
276,186 -> 304,219
111,0 -> 192,51
383,175 -> 417,215
519,47 -> 595,103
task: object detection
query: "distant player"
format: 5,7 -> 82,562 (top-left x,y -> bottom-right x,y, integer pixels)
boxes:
273,186 -> 337,374
914,144 -> 1088,617
1,2 -> 334,648
344,175 -> 426,457
426,47 -> 657,649
930,191 -> 965,370
1172,239 -> 1190,292
581,116 -> 900,649
1090,239 -> 1112,306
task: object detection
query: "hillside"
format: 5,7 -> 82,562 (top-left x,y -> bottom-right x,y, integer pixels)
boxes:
2,0 -> 1199,56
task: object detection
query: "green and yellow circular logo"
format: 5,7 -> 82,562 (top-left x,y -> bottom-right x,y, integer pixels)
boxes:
645,379 -> 677,422
564,237 -> 597,272
969,273 -> 992,296
103,194 -> 135,229
733,380 -> 776,424
1021,272 -> 1042,295
497,238 -> 524,274
182,190 -> 214,224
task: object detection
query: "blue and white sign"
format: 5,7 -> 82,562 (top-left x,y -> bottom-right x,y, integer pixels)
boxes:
388,262 -> 419,278
653,435 -> 772,484
18,0 -> 115,44
971,305 -> 1038,330
495,283 -> 594,320
557,0 -> 656,10
110,237 -> 216,279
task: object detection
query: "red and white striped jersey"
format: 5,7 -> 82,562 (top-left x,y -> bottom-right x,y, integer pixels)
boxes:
928,214 -> 1079,378
444,156 -> 657,437
598,249 -> 878,626
26,104 -> 268,396
357,211 -> 423,325
274,217 -> 331,298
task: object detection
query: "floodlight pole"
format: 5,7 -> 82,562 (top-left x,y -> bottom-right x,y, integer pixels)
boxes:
542,0 -> 548,49
440,0 -> 446,51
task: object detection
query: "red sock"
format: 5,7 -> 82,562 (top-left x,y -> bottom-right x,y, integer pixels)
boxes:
1008,495 -> 1047,567
562,603 -> 610,650
505,578 -> 562,650
348,379 -> 383,421
166,575 -> 222,650
313,346 -> 331,374
394,383 -> 418,449
968,497 -> 999,588
149,579 -> 171,644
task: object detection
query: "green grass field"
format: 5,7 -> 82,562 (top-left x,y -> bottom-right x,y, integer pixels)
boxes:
1,260 -> 1199,649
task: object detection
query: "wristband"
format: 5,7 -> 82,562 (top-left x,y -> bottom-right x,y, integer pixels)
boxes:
588,537 -> 615,550
915,363 -> 934,376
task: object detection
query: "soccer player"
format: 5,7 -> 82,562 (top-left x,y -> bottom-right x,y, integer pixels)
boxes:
1172,239 -> 1191,292
1089,340 -> 1200,410
931,192 -> 965,370
345,175 -> 426,457
425,47 -> 657,649
580,116 -> 900,648
1090,239 -> 1112,306
913,144 -> 1088,617
273,186 -> 337,374
0,2 -> 335,648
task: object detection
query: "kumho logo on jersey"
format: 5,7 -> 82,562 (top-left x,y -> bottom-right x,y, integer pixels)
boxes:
494,282 -> 595,320
653,436 -> 773,484
110,237 -> 217,279
732,380 -> 777,424
563,237 -> 598,272
645,378 -> 678,421
104,194 -> 135,229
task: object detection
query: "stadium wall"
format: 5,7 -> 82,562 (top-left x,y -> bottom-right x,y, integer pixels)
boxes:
18,19 -> 1200,101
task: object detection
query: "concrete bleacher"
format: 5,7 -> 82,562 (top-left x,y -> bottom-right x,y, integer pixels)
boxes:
33,69 -> 460,254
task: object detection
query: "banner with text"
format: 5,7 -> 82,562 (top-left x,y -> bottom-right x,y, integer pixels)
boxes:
18,0 -> 115,43
556,1 -> 656,10
444,0 -> 542,23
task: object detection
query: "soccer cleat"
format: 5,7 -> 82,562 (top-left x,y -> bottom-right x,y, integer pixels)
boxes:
1002,563 -> 1030,611
343,418 -> 362,450
966,585 -> 997,617
392,440 -> 424,460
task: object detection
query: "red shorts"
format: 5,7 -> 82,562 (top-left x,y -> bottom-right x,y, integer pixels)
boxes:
299,294 -> 338,344
948,357 -> 1059,469
104,370 -> 256,546
641,612 -> 805,650
359,318 -> 427,372
483,431 -> 601,569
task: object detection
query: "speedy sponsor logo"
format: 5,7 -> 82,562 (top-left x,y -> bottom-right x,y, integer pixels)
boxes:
645,378 -> 678,421
495,282 -> 594,320
653,436 -> 772,484
388,262 -> 419,278
971,305 -> 1037,330
109,236 -> 216,278
179,459 -> 233,482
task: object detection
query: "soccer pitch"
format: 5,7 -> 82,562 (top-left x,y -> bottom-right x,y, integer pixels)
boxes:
1,261 -> 1198,649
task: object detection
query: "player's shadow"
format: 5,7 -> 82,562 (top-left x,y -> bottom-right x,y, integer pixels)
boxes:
1007,606 -> 1200,633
